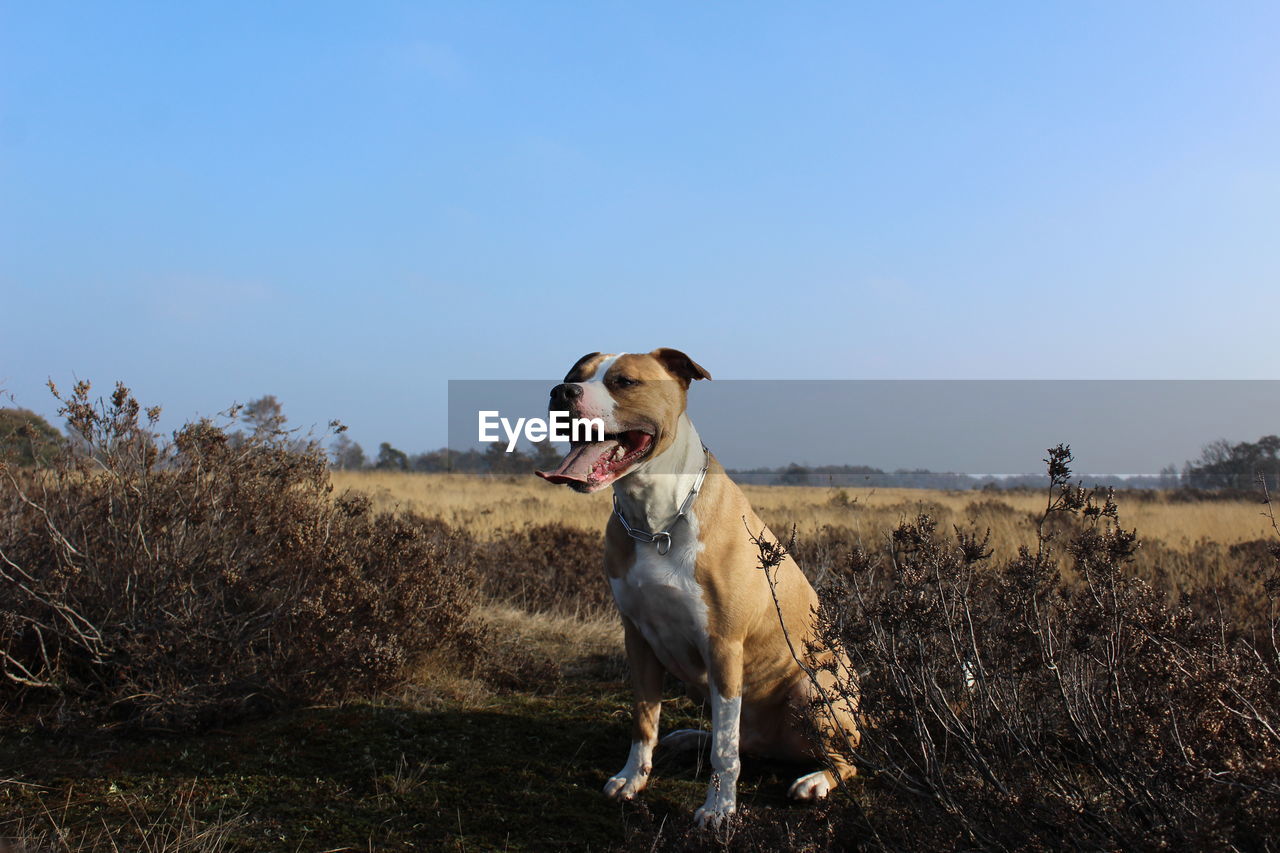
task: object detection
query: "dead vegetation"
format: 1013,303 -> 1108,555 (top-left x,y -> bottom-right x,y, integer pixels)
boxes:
0,783 -> 244,853
0,382 -> 483,731
724,446 -> 1280,851
334,469 -> 1274,548
4,384 -> 1279,849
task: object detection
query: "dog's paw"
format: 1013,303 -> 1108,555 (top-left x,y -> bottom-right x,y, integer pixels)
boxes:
659,728 -> 710,752
694,789 -> 737,829
603,767 -> 650,801
694,802 -> 736,829
787,770 -> 834,801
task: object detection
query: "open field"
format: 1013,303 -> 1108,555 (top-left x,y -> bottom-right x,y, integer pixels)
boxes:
337,470 -> 1279,628
333,469 -> 1275,550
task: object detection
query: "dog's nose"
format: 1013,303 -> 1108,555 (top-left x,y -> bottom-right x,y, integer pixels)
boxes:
550,383 -> 583,407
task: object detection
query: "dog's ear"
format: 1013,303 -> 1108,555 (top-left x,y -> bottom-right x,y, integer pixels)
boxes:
651,348 -> 712,386
563,352 -> 602,382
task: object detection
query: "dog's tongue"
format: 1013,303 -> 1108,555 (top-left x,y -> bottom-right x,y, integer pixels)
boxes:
536,440 -> 621,485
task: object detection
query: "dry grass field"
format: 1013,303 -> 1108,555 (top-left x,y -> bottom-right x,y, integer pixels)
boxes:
333,469 -> 1280,639
332,469 -> 1274,551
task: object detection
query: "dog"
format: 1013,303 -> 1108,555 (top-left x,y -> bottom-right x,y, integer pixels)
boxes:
536,348 -> 859,827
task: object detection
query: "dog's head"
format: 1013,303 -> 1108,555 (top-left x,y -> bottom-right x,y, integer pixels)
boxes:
536,348 -> 711,493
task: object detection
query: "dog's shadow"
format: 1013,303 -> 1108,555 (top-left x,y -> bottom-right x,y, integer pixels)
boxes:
0,683 -> 833,849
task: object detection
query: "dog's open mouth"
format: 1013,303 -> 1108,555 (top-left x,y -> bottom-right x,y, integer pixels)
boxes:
536,430 -> 655,492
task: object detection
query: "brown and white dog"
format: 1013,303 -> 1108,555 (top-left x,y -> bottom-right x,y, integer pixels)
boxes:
537,348 -> 859,828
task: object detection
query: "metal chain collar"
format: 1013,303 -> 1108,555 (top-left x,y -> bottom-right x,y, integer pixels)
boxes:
612,446 -> 709,556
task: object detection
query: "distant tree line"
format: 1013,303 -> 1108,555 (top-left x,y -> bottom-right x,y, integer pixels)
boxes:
1181,435 -> 1280,490
730,437 -> 1279,491
3,396 -> 1275,493
0,407 -> 62,467
728,463 -> 1180,491
329,434 -> 562,476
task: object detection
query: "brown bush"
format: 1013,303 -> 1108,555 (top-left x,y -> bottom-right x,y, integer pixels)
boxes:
961,497 -> 1021,520
0,381 -> 482,731
477,523 -> 612,615
788,524 -> 869,587
789,445 -> 1280,850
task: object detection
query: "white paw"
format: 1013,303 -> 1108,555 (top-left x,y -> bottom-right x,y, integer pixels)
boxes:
694,788 -> 737,828
694,802 -> 736,829
787,769 -> 833,801
659,728 -> 710,752
602,767 -> 650,801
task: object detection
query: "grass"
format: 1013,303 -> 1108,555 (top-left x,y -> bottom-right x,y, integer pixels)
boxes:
332,474 -> 1280,621
332,470 -> 1275,550
0,605 -> 819,852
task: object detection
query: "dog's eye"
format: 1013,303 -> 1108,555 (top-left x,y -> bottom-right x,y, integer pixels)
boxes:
612,376 -> 640,388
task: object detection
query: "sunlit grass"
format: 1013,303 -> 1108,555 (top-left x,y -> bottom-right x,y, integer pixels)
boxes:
331,470 -> 1272,552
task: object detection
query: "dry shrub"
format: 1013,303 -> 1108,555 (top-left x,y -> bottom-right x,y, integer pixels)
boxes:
796,445 -> 1280,850
789,524 -> 870,587
962,497 -> 1022,520
789,504 -> 1274,638
477,523 -> 611,615
0,381 -> 482,731
1166,486 -> 1264,503
1126,536 -> 1278,639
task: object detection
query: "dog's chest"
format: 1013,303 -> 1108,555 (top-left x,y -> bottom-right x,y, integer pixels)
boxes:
608,516 -> 709,685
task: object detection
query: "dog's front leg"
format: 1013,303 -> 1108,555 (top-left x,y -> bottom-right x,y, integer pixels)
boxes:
694,641 -> 743,829
604,617 -> 663,801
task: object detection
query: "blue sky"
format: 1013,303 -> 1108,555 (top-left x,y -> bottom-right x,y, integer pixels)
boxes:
2,2 -> 1278,459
